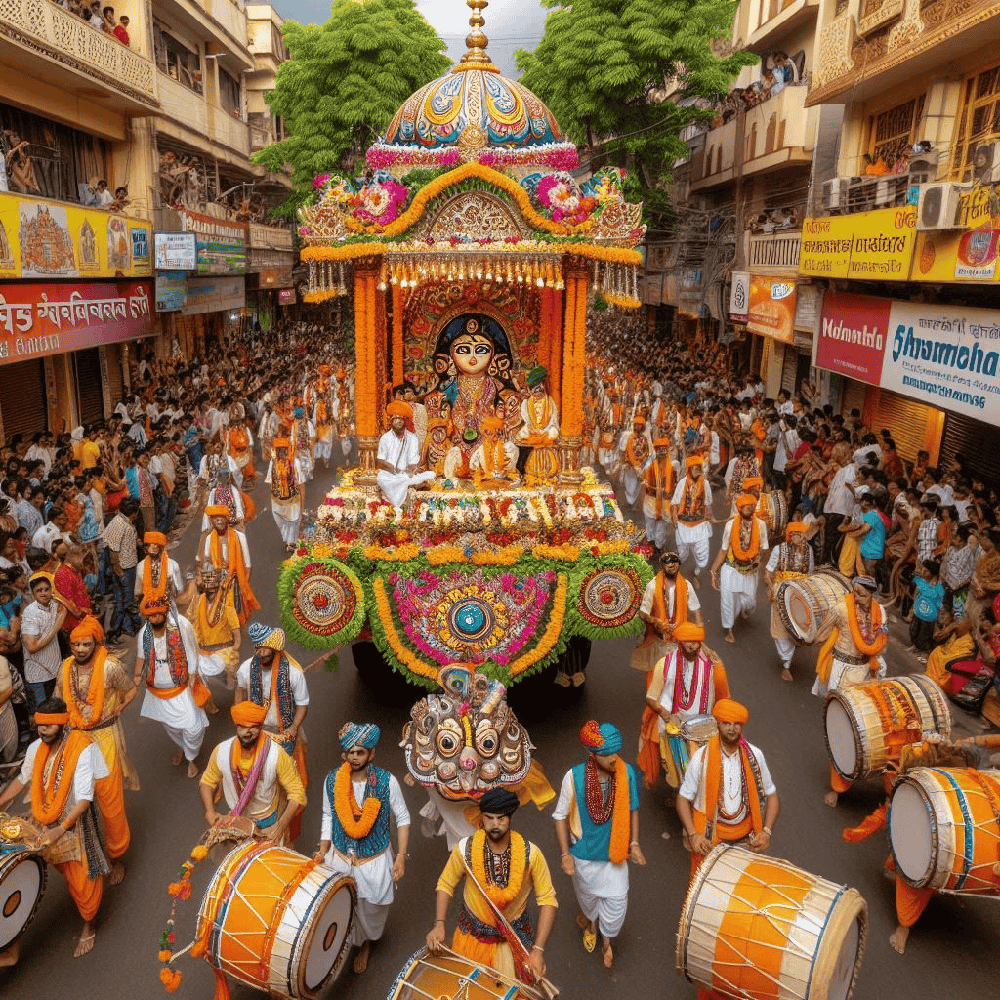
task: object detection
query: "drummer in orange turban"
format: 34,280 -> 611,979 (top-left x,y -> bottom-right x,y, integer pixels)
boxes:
677,697 -> 779,882
764,519 -> 815,682
230,700 -> 268,728
711,486 -> 768,646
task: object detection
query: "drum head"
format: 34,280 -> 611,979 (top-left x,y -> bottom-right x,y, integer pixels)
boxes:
890,781 -> 934,887
0,853 -> 46,949
300,876 -> 355,997
824,697 -> 858,778
827,913 -> 860,1000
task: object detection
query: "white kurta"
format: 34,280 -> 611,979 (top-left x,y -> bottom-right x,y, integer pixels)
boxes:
320,771 -> 410,945
678,741 -> 776,821
551,770 -> 629,938
671,476 -> 714,570
265,458 -> 307,545
235,657 -> 310,731
138,618 -> 209,760
376,428 -> 434,508
417,788 -> 480,850
718,517 -> 769,629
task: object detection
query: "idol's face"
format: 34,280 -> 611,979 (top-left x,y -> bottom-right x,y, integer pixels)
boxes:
450,334 -> 493,377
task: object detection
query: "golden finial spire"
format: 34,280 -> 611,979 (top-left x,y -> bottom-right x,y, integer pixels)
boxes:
459,0 -> 494,67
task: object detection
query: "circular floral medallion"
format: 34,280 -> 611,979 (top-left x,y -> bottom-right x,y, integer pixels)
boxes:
579,567 -> 642,628
447,598 -> 496,643
292,562 -> 359,637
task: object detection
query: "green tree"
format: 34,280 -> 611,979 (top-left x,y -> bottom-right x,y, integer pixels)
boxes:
516,0 -> 756,221
253,0 -> 451,218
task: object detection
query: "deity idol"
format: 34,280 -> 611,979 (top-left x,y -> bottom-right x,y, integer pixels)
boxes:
424,313 -> 517,443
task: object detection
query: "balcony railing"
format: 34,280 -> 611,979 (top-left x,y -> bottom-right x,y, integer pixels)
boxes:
0,0 -> 157,105
158,72 -> 209,136
208,104 -> 250,157
249,123 -> 273,152
747,231 -> 802,271
204,0 -> 250,51
248,222 -> 293,250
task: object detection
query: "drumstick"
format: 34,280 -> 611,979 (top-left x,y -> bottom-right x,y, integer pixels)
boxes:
959,734 -> 1000,750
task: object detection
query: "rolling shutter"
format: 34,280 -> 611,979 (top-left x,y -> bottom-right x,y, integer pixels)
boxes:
939,412 -> 1000,487
780,343 -> 798,394
74,348 -> 104,425
841,379 -> 867,420
104,344 -> 124,411
870,389 -> 937,465
0,359 -> 47,440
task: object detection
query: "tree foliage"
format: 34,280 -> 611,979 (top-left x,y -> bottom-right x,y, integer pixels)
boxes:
253,0 -> 452,218
516,0 -> 756,220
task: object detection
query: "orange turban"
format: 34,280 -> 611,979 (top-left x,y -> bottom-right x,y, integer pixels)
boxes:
673,622 -> 705,643
231,701 -> 268,727
653,437 -> 671,448
272,437 -> 292,450
713,699 -> 750,724
735,493 -> 758,509
386,401 -> 412,419
319,364 -> 331,375
144,531 -> 168,546
686,456 -> 703,468
205,505 -> 230,518
786,521 -> 809,539
743,476 -> 763,491
481,415 -> 504,433
633,416 -> 646,427
142,594 -> 170,615
70,615 -> 105,644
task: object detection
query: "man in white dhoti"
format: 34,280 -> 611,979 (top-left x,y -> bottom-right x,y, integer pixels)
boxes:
670,455 -> 713,585
618,415 -> 652,509
376,401 -> 434,509
136,595 -> 208,778
200,700 -> 306,845
553,721 -> 645,969
265,436 -> 307,550
710,492 -> 769,644
315,723 -> 410,975
764,521 -> 814,681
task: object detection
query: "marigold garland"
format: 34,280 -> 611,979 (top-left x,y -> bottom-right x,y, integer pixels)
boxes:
845,594 -> 887,658
333,762 -> 382,838
371,578 -> 441,685
532,543 -> 580,562
728,514 -> 761,562
363,543 -> 421,562
426,545 -> 470,565
509,574 -> 568,678
158,842 -> 214,994
301,243 -> 386,262
470,828 -> 527,909
277,556 -> 367,652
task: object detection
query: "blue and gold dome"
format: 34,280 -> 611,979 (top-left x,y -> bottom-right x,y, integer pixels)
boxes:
367,0 -> 578,174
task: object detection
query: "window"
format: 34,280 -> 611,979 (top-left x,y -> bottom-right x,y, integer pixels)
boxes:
951,64 -> 1000,180
154,25 -> 203,94
220,70 -> 242,117
869,97 -> 922,167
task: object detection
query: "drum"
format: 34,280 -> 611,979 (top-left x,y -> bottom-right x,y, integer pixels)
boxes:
681,714 -> 719,745
388,947 -> 545,1000
889,767 -> 1000,894
197,842 -> 356,1000
776,570 -> 851,645
824,675 -> 951,782
758,490 -> 788,545
677,845 -> 867,1000
0,847 -> 47,951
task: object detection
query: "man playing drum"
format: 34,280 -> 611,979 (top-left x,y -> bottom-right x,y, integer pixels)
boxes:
55,615 -> 138,876
0,698 -> 114,959
638,623 -> 730,819
426,787 -> 557,986
812,575 -> 888,807
199,701 -> 306,846
552,722 -> 646,969
764,521 -> 814,681
676,699 -> 780,882
632,550 -> 703,679
314,722 -> 410,975
710,493 -> 769,644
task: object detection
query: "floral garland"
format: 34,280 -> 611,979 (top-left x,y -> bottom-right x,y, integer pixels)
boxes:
277,556 -> 366,652
565,552 -> 653,642
508,574 -> 568,678
333,762 -> 382,838
158,843 -> 210,993
470,828 -> 527,909
531,542 -> 581,562
365,142 -> 580,172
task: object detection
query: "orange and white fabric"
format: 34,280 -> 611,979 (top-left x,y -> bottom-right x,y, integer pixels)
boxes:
718,517 -> 770,630
671,476 -> 714,572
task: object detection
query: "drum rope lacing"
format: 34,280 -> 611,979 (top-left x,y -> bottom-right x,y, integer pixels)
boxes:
939,770 -> 1000,892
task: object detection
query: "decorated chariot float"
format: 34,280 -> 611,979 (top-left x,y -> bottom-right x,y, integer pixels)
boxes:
278,0 -> 651,690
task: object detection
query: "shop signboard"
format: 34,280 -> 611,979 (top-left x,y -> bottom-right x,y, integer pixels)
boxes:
180,210 -> 247,275
911,225 -> 1000,283
278,288 -> 296,305
746,275 -> 797,344
154,232 -> 197,271
799,206 -> 916,280
155,272 -> 188,313
729,271 -> 749,323
0,191 -> 153,280
0,280 -> 152,364
880,300 -> 1000,422
815,291 -> 891,386
181,275 -> 245,315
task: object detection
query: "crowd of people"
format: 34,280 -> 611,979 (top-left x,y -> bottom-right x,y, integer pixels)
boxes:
51,0 -> 130,46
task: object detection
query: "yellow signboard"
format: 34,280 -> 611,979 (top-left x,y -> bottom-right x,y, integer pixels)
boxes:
911,188 -> 1000,283
799,206 -> 917,280
0,191 -> 151,281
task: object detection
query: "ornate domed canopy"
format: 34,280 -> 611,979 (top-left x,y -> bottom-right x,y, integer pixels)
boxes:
369,0 -> 577,172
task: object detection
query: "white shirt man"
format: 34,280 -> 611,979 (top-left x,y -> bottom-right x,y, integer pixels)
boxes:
376,403 -> 434,509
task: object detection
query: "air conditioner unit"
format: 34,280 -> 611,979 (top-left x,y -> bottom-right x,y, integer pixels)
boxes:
917,183 -> 964,230
971,140 -> 1000,184
822,177 -> 850,211
907,151 -> 939,185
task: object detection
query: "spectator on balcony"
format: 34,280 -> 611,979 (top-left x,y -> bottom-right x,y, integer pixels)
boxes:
863,153 -> 890,177
110,186 -> 131,212
892,145 -> 914,175
769,64 -> 786,97
102,5 -> 116,32
774,53 -> 796,86
3,131 -> 40,196
87,1 -> 103,29
94,180 -> 114,208
760,70 -> 775,101
113,15 -> 129,45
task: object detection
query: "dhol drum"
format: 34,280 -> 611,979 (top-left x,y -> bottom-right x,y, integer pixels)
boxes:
776,570 -> 851,645
889,766 -> 1000,894
681,714 -> 719,745
824,675 -> 951,782
758,491 -> 788,546
677,845 -> 868,1000
0,846 -> 46,952
388,947 -> 545,1000
197,842 -> 356,1000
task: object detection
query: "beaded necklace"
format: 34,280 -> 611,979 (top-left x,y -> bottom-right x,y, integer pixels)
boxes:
716,746 -> 749,822
584,757 -> 615,825
483,840 -> 512,888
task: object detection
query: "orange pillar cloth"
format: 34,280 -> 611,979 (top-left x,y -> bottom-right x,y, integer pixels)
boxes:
559,269 -> 587,439
55,861 -> 104,922
94,768 -> 130,858
374,276 -> 388,418
896,877 -> 935,928
391,285 -> 404,387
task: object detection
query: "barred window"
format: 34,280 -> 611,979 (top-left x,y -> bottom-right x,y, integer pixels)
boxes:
951,64 -> 1000,180
869,97 -> 922,167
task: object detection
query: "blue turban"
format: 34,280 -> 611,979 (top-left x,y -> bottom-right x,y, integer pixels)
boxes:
247,621 -> 277,646
579,720 -> 623,755
294,407 -> 306,418
339,722 -> 380,751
